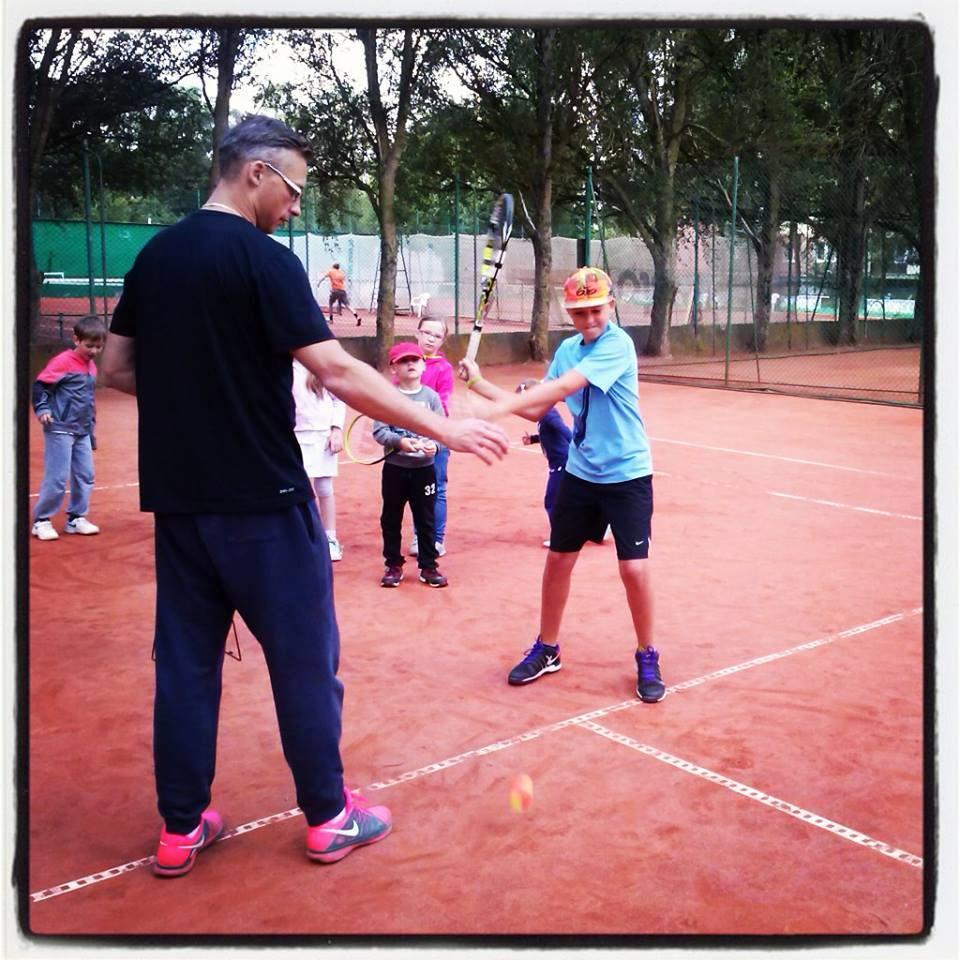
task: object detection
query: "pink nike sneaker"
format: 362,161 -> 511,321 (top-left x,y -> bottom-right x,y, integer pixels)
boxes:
153,809 -> 224,877
306,788 -> 392,863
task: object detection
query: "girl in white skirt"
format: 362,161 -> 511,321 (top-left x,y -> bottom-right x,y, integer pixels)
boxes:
292,359 -> 347,560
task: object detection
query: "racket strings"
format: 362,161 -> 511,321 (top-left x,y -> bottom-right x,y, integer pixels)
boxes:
345,414 -> 387,465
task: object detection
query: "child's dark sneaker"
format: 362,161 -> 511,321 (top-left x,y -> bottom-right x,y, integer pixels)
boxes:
508,637 -> 561,685
636,646 -> 665,702
380,565 -> 403,587
419,567 -> 448,588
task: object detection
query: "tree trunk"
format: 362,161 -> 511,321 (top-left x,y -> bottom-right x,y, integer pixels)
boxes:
643,151 -> 682,357
528,180 -> 552,361
836,156 -> 867,346
208,28 -> 240,193
646,244 -> 677,357
374,168 -> 399,369
752,172 -> 781,352
644,186 -> 678,356
527,28 -> 556,362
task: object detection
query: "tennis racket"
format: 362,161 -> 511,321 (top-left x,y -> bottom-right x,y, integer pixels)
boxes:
343,414 -> 388,465
343,415 -> 434,465
465,192 -> 514,362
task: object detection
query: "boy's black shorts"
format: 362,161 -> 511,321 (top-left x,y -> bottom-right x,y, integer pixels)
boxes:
548,472 -> 653,560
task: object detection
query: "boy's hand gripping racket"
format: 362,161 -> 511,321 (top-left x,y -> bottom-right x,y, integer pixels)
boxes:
465,193 -> 514,362
343,416 -> 431,465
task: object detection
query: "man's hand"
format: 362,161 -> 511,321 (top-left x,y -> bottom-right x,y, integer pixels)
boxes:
441,418 -> 509,465
38,412 -> 52,426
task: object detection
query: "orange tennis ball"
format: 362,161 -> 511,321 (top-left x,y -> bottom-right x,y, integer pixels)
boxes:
509,774 -> 534,813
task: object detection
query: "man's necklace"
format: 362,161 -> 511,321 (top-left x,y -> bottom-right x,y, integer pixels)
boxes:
202,202 -> 245,218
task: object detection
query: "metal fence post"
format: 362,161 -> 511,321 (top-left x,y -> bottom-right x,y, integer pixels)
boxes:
724,156 -> 739,385
473,193 -> 478,319
862,226 -> 870,341
584,166 -> 593,267
594,184 -> 621,327
303,186 -> 310,276
786,222 -> 795,350
82,141 -> 96,314
87,146 -> 109,325
692,194 -> 700,335
454,174 -> 460,336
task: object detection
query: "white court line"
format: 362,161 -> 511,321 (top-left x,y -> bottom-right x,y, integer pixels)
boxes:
768,491 -> 921,521
510,447 -> 923,520
29,606 -> 921,904
649,435 -> 909,479
28,481 -> 140,500
578,721 -> 923,869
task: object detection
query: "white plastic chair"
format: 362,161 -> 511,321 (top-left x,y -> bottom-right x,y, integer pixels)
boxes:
410,293 -> 431,318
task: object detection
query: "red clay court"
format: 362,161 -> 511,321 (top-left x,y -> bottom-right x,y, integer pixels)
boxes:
23,362 -> 925,939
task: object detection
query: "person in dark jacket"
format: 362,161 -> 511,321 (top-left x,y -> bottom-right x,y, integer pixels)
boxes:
31,315 -> 105,540
516,378 -> 573,547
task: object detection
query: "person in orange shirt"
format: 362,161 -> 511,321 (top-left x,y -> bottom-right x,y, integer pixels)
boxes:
317,262 -> 360,325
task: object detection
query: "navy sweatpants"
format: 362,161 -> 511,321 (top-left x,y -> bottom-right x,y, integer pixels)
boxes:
380,461 -> 437,569
153,502 -> 344,833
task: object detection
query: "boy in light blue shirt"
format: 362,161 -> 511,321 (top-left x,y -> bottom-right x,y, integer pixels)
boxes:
459,267 -> 663,702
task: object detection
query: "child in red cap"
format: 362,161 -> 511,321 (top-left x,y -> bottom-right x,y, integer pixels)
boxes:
373,341 -> 448,588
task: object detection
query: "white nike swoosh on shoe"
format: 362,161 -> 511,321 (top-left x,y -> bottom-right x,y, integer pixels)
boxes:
319,819 -> 360,837
160,824 -> 208,850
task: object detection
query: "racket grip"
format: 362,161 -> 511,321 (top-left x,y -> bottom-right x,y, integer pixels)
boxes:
465,328 -> 482,362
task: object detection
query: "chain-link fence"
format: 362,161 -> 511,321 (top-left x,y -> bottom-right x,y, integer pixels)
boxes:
587,155 -> 923,405
30,156 -> 924,405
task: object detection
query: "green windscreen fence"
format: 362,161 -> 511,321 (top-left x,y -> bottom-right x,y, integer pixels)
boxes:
33,219 -> 164,297
30,202 -> 924,406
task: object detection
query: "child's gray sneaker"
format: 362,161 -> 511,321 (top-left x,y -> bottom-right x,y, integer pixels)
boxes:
31,520 -> 59,541
65,517 -> 100,535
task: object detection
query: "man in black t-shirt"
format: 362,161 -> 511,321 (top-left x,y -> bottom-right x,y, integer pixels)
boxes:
102,115 -> 509,876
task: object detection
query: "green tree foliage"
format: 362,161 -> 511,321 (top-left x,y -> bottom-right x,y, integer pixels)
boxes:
805,27 -> 926,345
24,28 -> 208,332
275,27 -> 445,364
29,29 -> 210,219
592,28 -> 713,356
25,23 -> 929,361
694,28 -> 828,350
194,27 -> 269,190
440,27 -> 594,359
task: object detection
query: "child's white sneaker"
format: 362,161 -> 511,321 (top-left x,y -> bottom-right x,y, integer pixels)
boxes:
64,517 -> 99,536
31,520 -> 59,541
327,536 -> 343,562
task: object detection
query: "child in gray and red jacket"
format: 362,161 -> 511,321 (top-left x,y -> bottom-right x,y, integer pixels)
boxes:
31,315 -> 105,541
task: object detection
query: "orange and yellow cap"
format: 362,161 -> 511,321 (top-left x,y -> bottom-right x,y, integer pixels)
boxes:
562,267 -> 615,309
